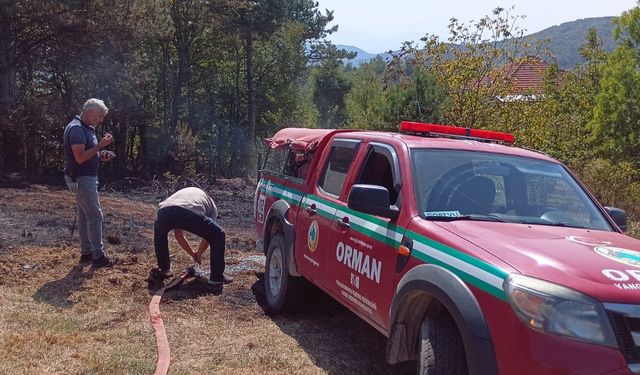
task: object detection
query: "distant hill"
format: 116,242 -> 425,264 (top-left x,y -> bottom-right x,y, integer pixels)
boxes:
527,17 -> 618,69
338,17 -> 619,70
336,45 -> 378,67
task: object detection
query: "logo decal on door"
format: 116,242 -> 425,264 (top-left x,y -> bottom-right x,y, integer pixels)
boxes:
308,220 -> 319,252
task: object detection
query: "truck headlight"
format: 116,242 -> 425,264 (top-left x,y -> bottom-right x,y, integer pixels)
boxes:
504,274 -> 617,347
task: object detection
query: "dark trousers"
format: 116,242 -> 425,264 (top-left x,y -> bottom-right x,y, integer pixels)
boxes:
154,206 -> 226,278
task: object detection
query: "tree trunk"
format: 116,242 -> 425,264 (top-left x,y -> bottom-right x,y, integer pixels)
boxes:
217,122 -> 224,177
113,120 -> 127,178
244,33 -> 256,176
209,120 -> 215,176
227,43 -> 242,177
0,3 -> 14,111
136,117 -> 147,172
0,2 -> 16,171
127,120 -> 137,168
168,64 -> 184,138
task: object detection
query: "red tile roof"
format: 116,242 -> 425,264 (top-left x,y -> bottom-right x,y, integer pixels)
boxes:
502,56 -> 562,95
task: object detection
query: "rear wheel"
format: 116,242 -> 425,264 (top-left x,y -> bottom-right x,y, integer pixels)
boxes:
264,234 -> 296,311
417,314 -> 467,375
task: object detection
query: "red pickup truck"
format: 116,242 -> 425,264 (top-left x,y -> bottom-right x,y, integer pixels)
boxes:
254,122 -> 639,375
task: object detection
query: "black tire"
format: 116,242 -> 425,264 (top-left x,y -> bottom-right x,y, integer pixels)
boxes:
417,314 -> 468,375
264,233 -> 297,312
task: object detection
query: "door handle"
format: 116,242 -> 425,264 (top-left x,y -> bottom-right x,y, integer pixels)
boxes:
337,216 -> 350,228
305,204 -> 317,215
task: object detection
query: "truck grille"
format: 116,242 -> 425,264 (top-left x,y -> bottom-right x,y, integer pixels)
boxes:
605,303 -> 640,364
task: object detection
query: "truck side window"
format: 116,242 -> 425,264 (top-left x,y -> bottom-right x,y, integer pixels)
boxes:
284,150 -> 312,180
356,149 -> 399,205
263,148 -> 288,175
318,145 -> 358,197
284,150 -> 298,177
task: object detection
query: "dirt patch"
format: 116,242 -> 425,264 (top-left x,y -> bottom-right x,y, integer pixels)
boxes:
0,183 -> 413,374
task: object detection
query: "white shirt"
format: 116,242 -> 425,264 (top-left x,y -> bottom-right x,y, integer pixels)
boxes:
159,187 -> 218,220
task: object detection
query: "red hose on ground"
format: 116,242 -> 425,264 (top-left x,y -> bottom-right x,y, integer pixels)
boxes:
149,286 -> 171,375
149,270 -> 191,375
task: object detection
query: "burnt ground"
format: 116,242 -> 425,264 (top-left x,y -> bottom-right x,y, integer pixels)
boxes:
0,180 -> 414,374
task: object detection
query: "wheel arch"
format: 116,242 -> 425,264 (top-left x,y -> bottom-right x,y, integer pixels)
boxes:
386,264 -> 497,375
262,199 -> 300,276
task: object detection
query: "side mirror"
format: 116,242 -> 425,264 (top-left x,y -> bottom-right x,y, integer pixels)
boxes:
605,206 -> 627,232
348,184 -> 399,220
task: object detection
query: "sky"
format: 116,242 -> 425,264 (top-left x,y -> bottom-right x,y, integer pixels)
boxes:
315,1 -> 639,53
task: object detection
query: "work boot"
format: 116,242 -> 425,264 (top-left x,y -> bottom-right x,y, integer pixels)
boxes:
91,255 -> 115,269
79,253 -> 92,263
149,267 -> 173,280
209,274 -> 233,285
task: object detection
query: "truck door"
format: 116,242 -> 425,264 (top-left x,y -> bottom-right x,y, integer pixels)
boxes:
327,142 -> 403,328
295,139 -> 361,283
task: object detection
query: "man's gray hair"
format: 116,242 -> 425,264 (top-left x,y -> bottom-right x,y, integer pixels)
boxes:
82,98 -> 109,114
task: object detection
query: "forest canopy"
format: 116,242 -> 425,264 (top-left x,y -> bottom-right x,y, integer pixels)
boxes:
1,1 -> 640,224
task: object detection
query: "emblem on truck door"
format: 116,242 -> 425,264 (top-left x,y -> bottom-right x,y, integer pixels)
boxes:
308,220 -> 319,252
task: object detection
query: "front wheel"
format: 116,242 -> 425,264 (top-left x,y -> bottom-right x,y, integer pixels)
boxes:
417,314 -> 467,375
264,233 -> 297,312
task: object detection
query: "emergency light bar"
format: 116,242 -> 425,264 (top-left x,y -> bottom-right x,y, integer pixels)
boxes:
400,121 -> 515,143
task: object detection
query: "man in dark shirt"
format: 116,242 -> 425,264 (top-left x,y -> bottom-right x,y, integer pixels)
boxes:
63,98 -> 116,268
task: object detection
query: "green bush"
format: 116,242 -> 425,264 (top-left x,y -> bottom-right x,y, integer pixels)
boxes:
578,158 -> 640,237
628,221 -> 640,239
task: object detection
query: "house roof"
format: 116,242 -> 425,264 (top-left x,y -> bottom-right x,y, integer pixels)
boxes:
502,56 -> 562,95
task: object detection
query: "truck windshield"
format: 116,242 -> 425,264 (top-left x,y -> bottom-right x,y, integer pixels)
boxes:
411,149 -> 613,231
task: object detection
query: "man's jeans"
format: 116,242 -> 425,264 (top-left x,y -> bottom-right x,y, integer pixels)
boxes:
65,175 -> 105,259
154,206 -> 226,278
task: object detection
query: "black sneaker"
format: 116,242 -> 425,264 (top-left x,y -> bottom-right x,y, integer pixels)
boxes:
209,274 -> 233,285
79,253 -> 93,263
91,255 -> 115,269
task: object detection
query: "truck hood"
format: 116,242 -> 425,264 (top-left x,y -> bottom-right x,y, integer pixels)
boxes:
435,221 -> 640,303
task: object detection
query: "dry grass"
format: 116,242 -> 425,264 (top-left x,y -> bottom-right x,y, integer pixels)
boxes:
0,265 -> 156,375
0,185 -> 411,375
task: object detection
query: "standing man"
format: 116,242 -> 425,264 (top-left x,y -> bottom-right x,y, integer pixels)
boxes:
153,187 -> 233,285
64,98 -> 116,268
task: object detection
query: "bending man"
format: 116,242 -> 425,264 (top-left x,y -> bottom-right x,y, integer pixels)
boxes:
153,187 -> 232,285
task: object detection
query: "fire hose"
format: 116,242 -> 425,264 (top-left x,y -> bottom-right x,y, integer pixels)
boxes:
148,265 -> 208,375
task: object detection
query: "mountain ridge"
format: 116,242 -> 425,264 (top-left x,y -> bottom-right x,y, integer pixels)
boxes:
338,16 -> 619,70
